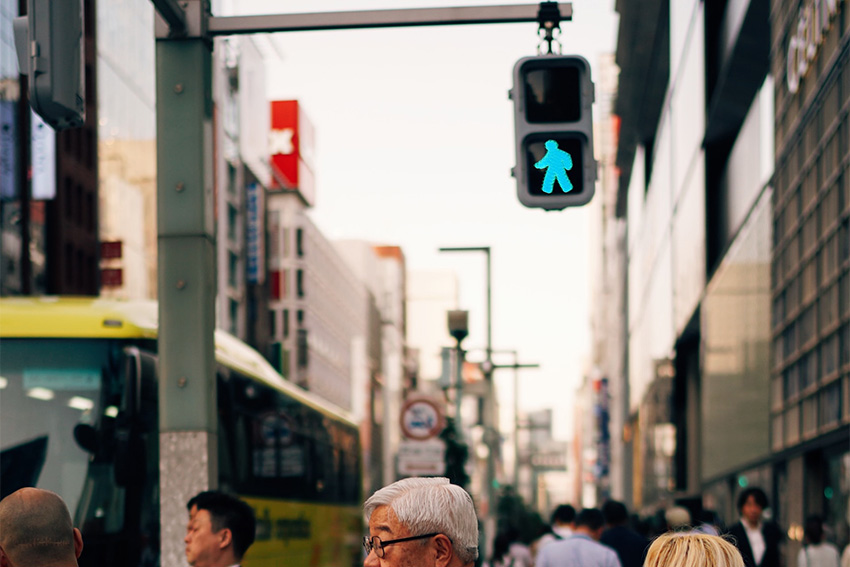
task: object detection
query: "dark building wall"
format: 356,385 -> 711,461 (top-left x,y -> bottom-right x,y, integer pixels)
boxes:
47,0 -> 99,295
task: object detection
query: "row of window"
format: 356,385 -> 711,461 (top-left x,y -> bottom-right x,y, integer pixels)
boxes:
780,325 -> 849,401
267,217 -> 305,260
772,377 -> 845,450
269,309 -> 305,339
217,369 -> 360,503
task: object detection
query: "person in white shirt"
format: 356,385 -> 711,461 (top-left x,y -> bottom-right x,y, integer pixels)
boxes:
532,504 -> 576,562
798,515 -> 840,567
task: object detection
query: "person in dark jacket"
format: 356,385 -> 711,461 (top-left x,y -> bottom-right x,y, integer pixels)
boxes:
600,500 -> 649,567
726,487 -> 784,567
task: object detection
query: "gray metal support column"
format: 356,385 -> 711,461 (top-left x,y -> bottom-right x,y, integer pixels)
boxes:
155,27 -> 217,567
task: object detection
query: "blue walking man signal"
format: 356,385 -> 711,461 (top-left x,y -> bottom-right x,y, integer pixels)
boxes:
534,140 -> 573,194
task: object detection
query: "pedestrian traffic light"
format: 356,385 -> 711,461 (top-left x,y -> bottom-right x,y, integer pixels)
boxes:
511,55 -> 595,210
13,0 -> 85,130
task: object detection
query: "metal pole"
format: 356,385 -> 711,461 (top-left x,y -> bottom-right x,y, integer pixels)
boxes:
154,3 -> 217,566
513,352 -> 520,488
455,343 -> 464,430
207,4 -> 573,36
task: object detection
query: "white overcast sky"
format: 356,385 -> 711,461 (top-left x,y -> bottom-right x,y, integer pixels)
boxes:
226,0 -> 619,439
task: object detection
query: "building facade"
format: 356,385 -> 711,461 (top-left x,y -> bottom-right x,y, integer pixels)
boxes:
1,0 -> 99,297
769,0 -> 849,555
613,0 -> 849,551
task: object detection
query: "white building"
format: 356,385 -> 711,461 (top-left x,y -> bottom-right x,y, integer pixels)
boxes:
335,240 -> 409,484
266,198 -> 368,411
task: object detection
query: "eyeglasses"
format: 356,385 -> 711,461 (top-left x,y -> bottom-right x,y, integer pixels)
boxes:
363,533 -> 441,558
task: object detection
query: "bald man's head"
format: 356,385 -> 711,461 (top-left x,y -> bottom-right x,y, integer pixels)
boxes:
0,488 -> 83,567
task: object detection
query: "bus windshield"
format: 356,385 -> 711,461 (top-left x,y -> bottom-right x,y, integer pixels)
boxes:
0,337 -> 158,547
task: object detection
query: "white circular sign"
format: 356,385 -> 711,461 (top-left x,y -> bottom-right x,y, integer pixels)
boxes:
400,398 -> 444,440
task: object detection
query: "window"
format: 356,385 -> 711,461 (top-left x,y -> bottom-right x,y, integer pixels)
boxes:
819,382 -> 841,428
228,204 -> 238,241
297,309 -> 304,326
227,371 -> 361,504
228,163 -> 237,195
228,252 -> 238,287
296,228 -> 304,257
283,309 -> 289,338
297,329 -> 308,368
296,269 -> 304,298
229,299 -> 239,335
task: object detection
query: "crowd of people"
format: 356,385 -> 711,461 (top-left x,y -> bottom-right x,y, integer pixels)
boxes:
1,480 -> 849,567
488,486 -> 850,567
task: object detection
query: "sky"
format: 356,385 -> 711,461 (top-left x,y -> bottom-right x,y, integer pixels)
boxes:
229,0 -> 619,439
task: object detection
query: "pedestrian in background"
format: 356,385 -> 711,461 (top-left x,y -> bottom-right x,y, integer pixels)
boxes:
798,516 -> 840,567
666,506 -> 693,532
0,487 -> 84,567
536,508 -> 623,567
601,500 -> 649,567
363,477 -> 479,567
533,504 -> 577,560
491,528 -> 533,567
726,487 -> 784,567
643,532 -> 745,567
184,490 -> 257,567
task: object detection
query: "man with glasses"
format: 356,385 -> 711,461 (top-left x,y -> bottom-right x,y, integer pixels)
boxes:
363,477 -> 479,567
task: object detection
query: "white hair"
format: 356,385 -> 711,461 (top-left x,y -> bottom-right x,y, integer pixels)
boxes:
364,477 -> 479,563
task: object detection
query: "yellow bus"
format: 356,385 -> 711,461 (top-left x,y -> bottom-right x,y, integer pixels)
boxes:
0,296 -> 363,567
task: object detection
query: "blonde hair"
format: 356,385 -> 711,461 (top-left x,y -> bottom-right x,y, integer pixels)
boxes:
644,533 -> 745,567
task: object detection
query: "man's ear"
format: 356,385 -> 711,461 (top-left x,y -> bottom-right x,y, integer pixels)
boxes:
73,528 -> 84,559
218,528 -> 233,551
433,534 -> 454,567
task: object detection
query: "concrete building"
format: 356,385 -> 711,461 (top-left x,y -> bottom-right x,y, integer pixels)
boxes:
266,196 -> 367,411
613,0 -> 849,550
769,0 -> 849,554
1,0 -> 99,297
614,0 -> 775,517
212,35 -> 272,351
334,240 -> 412,490
588,51 -> 627,505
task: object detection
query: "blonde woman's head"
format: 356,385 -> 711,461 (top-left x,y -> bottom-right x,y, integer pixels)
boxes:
644,532 -> 745,567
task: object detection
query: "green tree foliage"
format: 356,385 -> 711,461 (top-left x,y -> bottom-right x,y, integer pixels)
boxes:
495,486 -> 546,544
440,418 -> 470,489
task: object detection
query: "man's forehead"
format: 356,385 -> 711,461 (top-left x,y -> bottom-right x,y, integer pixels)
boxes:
369,505 -> 406,535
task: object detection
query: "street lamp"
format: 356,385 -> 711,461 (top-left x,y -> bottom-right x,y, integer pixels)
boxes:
447,310 -> 469,425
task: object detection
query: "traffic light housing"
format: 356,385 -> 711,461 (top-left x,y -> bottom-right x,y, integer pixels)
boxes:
511,55 -> 595,210
13,0 -> 85,130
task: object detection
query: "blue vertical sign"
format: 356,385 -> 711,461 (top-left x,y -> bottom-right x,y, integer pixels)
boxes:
245,182 -> 261,284
0,101 -> 17,200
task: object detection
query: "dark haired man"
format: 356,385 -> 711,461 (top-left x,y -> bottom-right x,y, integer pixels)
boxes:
600,500 -> 648,567
537,508 -> 622,567
726,487 -> 784,567
185,491 -> 257,567
551,504 -> 576,539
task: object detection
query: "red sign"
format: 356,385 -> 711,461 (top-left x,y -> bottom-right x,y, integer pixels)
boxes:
101,241 -> 123,260
101,268 -> 123,287
269,100 -> 315,206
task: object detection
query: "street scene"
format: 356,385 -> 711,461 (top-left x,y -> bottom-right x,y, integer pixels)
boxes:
0,1 -> 848,567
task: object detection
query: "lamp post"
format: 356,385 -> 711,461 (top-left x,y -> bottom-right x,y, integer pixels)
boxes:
447,310 -> 469,428
438,246 -> 496,551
